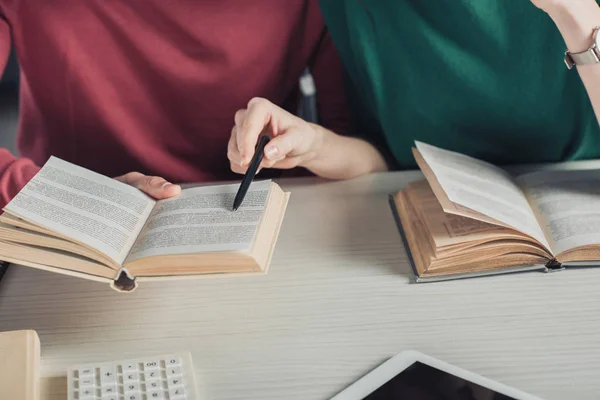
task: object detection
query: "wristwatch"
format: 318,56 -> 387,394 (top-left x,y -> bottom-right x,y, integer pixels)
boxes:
564,26 -> 600,69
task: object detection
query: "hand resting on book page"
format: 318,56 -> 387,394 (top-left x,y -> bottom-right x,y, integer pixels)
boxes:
114,172 -> 181,200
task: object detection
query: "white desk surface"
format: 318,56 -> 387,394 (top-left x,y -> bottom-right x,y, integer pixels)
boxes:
1,162 -> 600,400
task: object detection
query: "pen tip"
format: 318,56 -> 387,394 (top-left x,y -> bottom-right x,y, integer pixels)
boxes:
232,205 -> 238,211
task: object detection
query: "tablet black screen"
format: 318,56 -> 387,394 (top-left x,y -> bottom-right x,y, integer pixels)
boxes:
363,362 -> 517,400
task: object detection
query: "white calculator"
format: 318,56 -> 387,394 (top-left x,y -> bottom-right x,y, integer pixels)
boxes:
67,352 -> 199,400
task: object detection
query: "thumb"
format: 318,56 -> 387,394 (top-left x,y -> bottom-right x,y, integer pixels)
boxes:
115,172 -> 182,199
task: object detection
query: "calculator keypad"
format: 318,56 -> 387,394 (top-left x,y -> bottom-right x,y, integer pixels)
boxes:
68,354 -> 195,400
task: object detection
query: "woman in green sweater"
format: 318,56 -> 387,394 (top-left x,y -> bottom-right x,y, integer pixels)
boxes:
228,0 -> 600,177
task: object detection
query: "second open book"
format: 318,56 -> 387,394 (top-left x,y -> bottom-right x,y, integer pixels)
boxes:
0,157 -> 289,291
391,142 -> 600,282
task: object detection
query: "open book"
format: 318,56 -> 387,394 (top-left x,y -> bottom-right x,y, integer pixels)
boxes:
0,157 -> 289,291
391,142 -> 600,282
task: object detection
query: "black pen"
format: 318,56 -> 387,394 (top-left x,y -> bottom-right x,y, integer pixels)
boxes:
232,136 -> 271,211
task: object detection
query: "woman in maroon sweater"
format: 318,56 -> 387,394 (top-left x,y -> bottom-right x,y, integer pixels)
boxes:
0,0 -> 378,206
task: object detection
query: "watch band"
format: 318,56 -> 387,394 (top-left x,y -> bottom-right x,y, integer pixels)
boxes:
564,26 -> 600,70
565,48 -> 600,69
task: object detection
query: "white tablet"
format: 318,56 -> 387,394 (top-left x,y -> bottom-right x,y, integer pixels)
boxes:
330,351 -> 543,400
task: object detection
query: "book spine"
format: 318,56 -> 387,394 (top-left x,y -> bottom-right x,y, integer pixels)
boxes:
110,268 -> 138,292
545,258 -> 564,272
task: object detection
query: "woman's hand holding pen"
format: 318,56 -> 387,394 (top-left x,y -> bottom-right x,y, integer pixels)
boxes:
228,97 -> 322,175
228,97 -> 388,179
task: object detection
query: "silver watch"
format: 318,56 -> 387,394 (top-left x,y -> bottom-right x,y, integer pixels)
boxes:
564,26 -> 600,69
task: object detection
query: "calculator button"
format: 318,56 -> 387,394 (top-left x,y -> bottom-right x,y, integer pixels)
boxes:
123,372 -> 139,383
101,395 -> 118,400
101,384 -> 118,395
124,382 -> 140,393
168,377 -> 184,387
146,380 -> 162,390
125,394 -> 141,400
79,388 -> 96,399
169,386 -> 186,399
100,365 -> 117,386
165,357 -> 182,367
78,367 -> 95,378
79,377 -> 96,388
122,363 -> 138,373
147,389 -> 165,399
167,366 -> 183,377
145,369 -> 161,381
143,360 -> 161,371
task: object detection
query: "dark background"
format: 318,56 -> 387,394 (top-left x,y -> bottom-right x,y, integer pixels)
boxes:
0,48 -> 19,155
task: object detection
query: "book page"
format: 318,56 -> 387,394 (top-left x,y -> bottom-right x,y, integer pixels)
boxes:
125,180 -> 271,263
415,142 -> 550,249
413,149 -> 510,228
3,157 -> 155,264
407,180 -> 523,250
518,169 -> 600,255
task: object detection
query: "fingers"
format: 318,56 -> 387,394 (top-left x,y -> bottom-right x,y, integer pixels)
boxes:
234,109 -> 246,128
235,97 -> 298,166
228,126 -> 310,174
230,161 -> 247,175
115,172 -> 182,199
230,151 -> 305,175
235,98 -> 271,166
227,126 -> 243,166
267,154 -> 311,170
263,129 -> 301,162
228,130 -> 290,174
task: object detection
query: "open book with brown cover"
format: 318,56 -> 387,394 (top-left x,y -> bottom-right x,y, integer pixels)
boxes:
0,157 -> 289,291
391,142 -> 600,282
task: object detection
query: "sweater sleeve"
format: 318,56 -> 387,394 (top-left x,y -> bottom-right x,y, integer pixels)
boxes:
0,150 -> 40,208
0,17 -> 40,208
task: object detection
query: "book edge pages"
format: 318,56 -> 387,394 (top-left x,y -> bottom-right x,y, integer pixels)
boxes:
135,270 -> 267,283
387,195 -> 550,283
413,264 -> 550,283
0,218 -> 118,269
0,212 -> 120,269
1,259 -> 113,284
259,190 -> 290,275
